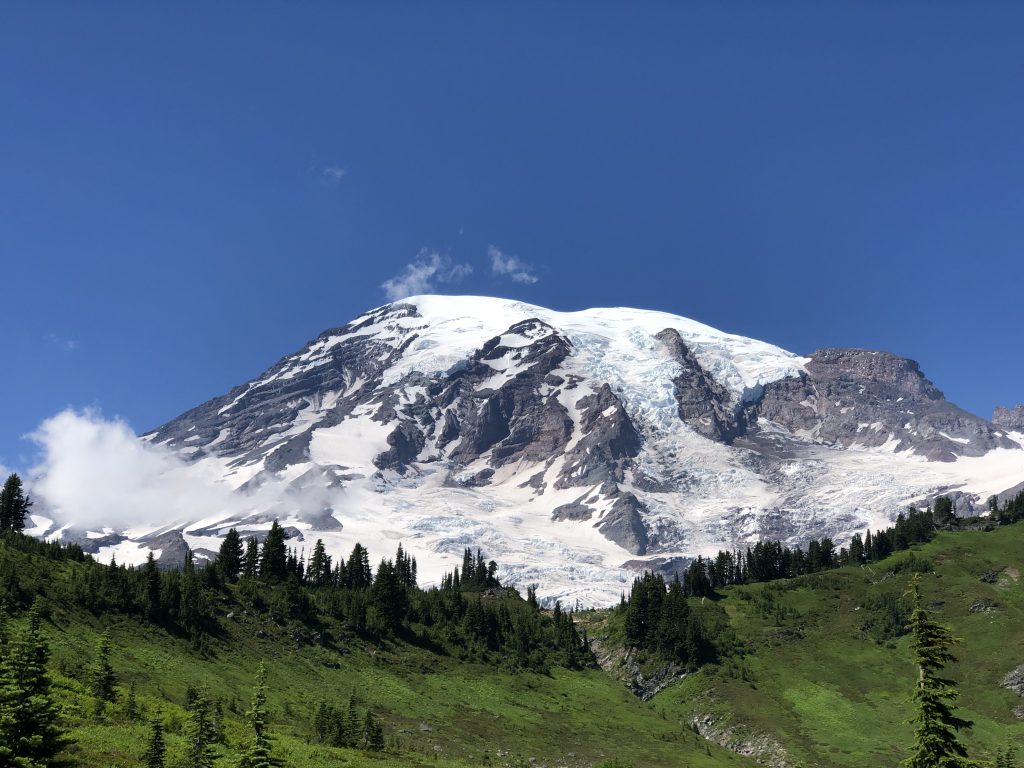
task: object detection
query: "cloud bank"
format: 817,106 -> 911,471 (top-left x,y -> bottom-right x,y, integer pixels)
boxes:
25,409 -> 347,537
489,245 -> 538,284
27,409 -> 239,533
380,250 -> 472,302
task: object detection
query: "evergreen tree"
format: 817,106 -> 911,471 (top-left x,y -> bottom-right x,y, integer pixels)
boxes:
143,552 -> 163,622
185,694 -> 217,768
218,528 -> 243,582
242,537 -> 260,579
142,718 -> 166,768
307,539 -> 331,587
259,522 -> 288,581
90,630 -> 117,710
362,709 -> 384,752
237,661 -> 278,768
903,575 -> 973,768
0,601 -> 68,765
125,681 -> 140,721
0,473 -> 31,534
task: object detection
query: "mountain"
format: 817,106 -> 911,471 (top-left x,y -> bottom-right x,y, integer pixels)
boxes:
49,296 -> 1024,604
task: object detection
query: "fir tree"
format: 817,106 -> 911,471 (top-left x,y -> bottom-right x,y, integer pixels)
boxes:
90,629 -> 117,711
142,718 -> 166,768
0,600 -> 68,765
125,681 -> 140,721
0,473 -> 31,534
237,661 -> 279,767
218,528 -> 243,582
143,552 -> 163,622
242,537 -> 260,579
308,539 -> 331,587
259,522 -> 288,581
903,575 -> 974,768
185,692 -> 218,768
362,709 -> 385,752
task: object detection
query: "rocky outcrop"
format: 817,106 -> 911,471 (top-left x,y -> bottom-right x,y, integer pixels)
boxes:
656,328 -> 745,442
597,493 -> 649,555
752,348 -> 1016,461
556,384 -> 641,488
994,405 -> 1024,432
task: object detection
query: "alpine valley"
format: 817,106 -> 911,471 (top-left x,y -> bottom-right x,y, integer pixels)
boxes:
32,296 -> 1024,606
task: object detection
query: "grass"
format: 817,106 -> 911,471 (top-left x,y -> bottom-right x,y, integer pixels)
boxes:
0,544 -> 749,768
637,522 -> 1024,766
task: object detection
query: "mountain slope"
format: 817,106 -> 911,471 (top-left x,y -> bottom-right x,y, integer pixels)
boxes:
38,296 -> 1024,605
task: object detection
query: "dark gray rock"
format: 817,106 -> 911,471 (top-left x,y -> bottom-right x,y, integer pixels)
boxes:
556,384 -> 641,489
552,500 -> 594,521
138,529 -> 191,568
751,348 -> 1016,461
596,493 -> 649,555
656,328 -> 746,442
993,405 -> 1024,431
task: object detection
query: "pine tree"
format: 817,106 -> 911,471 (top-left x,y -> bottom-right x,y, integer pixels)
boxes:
362,709 -> 385,752
90,630 -> 117,711
242,537 -> 259,579
0,600 -> 68,764
259,522 -> 288,581
143,552 -> 163,622
185,693 -> 217,768
237,661 -> 279,767
0,473 -> 32,533
308,539 -> 331,586
142,718 -> 166,768
903,575 -> 974,768
218,528 -> 243,582
125,681 -> 140,721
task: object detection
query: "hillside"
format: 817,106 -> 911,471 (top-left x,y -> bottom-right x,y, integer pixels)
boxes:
0,531 -> 747,768
591,520 -> 1024,766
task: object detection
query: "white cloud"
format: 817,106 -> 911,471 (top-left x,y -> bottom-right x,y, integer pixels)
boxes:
489,245 -> 538,284
26,409 -> 238,532
380,250 -> 473,302
46,333 -> 79,351
24,409 -> 348,536
322,166 -> 348,182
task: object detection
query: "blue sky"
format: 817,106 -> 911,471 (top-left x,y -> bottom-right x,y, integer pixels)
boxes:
2,2 -> 1023,470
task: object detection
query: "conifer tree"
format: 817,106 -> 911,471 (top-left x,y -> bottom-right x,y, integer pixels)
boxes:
142,718 -> 166,768
0,473 -> 31,533
143,552 -> 163,622
362,709 -> 384,752
218,528 -> 243,582
242,537 -> 259,579
903,575 -> 974,768
0,601 -> 67,764
185,692 -> 218,767
90,630 -> 117,711
308,539 -> 331,586
259,522 -> 288,581
237,661 -> 278,768
125,681 -> 140,721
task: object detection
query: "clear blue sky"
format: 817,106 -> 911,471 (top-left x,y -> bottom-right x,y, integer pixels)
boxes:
2,2 -> 1023,469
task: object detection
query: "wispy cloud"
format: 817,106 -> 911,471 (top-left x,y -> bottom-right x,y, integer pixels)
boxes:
321,166 -> 348,182
489,245 -> 538,284
380,250 -> 473,302
46,333 -> 79,352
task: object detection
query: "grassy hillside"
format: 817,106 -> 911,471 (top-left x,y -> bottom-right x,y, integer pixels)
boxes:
606,522 -> 1024,767
0,535 -> 748,768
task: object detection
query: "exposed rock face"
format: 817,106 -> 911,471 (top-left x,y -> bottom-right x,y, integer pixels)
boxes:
655,328 -> 746,442
752,348 -> 1016,461
994,405 -> 1024,432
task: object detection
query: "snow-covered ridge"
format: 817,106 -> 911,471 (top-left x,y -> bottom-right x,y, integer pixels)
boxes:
39,295 -> 1024,607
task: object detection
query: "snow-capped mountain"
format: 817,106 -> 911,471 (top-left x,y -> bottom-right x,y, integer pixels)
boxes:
56,297 -> 1024,605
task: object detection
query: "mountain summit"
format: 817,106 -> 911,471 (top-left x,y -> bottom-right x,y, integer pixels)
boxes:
78,297 -> 1024,603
